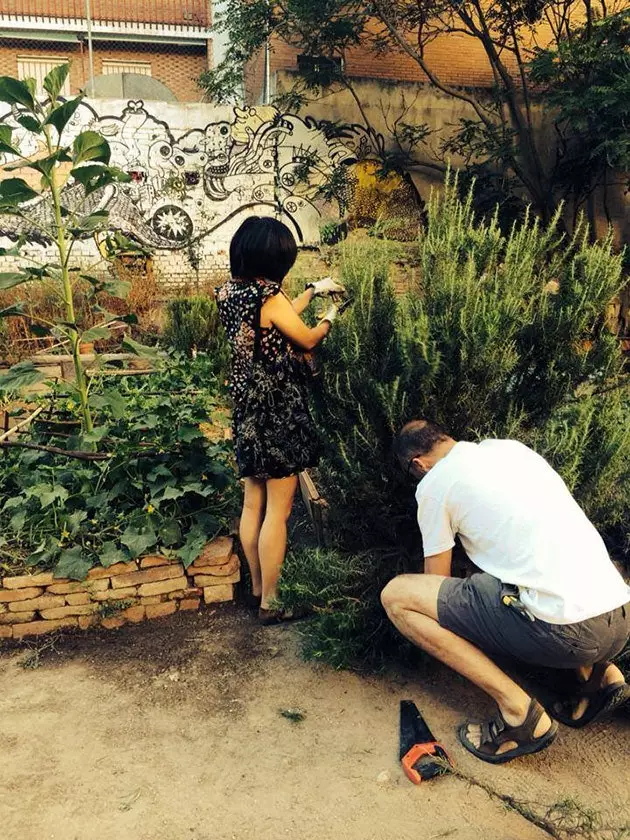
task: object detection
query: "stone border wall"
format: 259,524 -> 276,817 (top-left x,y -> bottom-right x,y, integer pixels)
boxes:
0,536 -> 239,641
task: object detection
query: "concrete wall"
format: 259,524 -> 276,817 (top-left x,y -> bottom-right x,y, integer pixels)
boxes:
273,71 -> 630,245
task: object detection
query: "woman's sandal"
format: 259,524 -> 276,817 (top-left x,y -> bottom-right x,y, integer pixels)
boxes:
553,662 -> 630,728
457,698 -> 558,764
244,593 -> 262,610
258,607 -> 308,626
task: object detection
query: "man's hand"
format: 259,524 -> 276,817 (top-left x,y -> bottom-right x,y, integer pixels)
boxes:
423,549 -> 453,577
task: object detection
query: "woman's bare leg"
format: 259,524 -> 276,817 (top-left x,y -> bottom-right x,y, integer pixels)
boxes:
258,475 -> 298,609
239,477 -> 267,598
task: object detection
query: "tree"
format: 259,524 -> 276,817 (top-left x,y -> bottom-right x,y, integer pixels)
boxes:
530,8 -> 630,229
201,0 -> 630,228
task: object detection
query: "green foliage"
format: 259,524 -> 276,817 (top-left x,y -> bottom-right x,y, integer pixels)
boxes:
0,354 -> 240,579
0,68 -> 136,433
162,296 -> 230,374
279,177 -> 629,670
530,9 -> 630,206
319,221 -> 346,246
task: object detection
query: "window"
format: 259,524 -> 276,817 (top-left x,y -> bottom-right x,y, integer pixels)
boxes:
297,55 -> 344,77
17,57 -> 71,98
102,60 -> 152,77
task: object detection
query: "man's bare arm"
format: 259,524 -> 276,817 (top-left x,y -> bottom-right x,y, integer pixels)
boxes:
423,549 -> 453,577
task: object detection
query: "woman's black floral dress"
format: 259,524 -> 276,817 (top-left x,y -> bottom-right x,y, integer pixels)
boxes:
216,277 -> 319,479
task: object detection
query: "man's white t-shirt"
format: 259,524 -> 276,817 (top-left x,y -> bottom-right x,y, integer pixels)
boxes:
416,440 -> 630,624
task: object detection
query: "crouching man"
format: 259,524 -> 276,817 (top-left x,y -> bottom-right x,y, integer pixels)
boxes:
381,420 -> 630,764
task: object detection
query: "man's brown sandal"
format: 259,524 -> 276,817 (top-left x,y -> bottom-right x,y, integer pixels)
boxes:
457,698 -> 558,764
553,662 -> 630,728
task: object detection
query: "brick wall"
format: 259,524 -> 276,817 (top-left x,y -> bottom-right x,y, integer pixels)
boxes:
4,0 -> 209,27
0,38 -> 208,101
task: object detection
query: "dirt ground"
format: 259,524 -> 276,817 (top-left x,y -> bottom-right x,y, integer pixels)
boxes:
1,606 -> 629,840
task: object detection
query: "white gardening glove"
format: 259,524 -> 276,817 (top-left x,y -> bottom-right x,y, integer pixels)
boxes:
307,276 -> 346,297
319,303 -> 339,325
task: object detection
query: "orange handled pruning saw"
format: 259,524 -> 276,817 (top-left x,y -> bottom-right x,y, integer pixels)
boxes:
399,700 -> 453,784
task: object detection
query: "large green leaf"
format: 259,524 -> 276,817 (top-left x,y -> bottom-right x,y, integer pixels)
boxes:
64,509 -> 87,537
43,63 -> 70,101
0,178 -> 39,206
120,524 -> 157,558
43,97 -> 82,136
98,541 -> 129,568
73,130 -> 111,165
79,325 -> 112,342
0,303 -> 26,317
39,485 -> 69,509
16,114 -> 42,133
71,209 -> 110,233
0,272 -> 29,291
122,336 -> 160,359
0,77 -> 36,110
160,519 -> 182,547
103,388 -> 127,420
176,525 -> 208,568
0,361 -> 45,391
54,546 -> 93,580
0,124 -> 20,156
101,278 -> 131,299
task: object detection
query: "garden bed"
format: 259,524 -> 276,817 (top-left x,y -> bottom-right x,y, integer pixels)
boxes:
0,536 -> 240,641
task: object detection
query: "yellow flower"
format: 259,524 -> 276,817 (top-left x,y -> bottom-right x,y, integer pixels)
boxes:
60,528 -> 70,540
201,474 -> 208,481
146,504 -> 155,515
66,400 -> 75,411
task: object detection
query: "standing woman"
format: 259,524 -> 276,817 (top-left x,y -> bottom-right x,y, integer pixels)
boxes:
216,216 -> 344,624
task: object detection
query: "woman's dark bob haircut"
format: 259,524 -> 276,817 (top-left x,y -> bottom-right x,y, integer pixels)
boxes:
230,216 -> 298,284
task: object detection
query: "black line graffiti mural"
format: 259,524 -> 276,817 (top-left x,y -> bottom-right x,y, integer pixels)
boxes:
0,100 -> 380,249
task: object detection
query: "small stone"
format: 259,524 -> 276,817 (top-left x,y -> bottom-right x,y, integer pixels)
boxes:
168,670 -> 180,682
0,611 -> 36,625
93,586 -> 137,601
0,587 -> 44,603
191,537 -> 233,568
87,561 -> 138,581
178,598 -> 201,612
40,604 -> 99,619
112,564 -> 184,590
140,596 -> 162,605
101,616 -> 126,630
203,584 -> 234,604
145,601 -> 177,620
65,592 -> 91,606
139,555 -> 170,569
47,579 -> 108,595
13,617 -> 77,638
122,605 -> 145,623
137,576 -> 188,597
0,626 -> 13,639
8,594 -> 65,612
376,771 -> 391,786
2,572 -> 55,590
189,555 -> 240,578
78,615 -> 99,630
195,571 -> 240,587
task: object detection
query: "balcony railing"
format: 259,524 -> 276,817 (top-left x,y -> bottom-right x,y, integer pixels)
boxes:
1,1 -> 209,27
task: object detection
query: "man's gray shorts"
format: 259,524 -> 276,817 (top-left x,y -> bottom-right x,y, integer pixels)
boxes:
437,573 -> 630,669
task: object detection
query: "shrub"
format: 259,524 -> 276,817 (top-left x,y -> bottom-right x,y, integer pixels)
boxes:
162,296 -> 229,373
279,176 -> 629,670
0,354 -> 239,579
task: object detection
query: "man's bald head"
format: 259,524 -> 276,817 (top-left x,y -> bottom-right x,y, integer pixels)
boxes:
394,419 -> 453,472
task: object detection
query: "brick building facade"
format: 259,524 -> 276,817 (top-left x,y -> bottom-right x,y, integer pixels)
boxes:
0,1 -> 212,102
